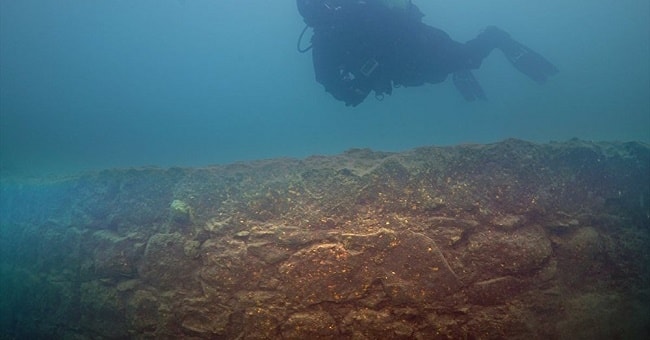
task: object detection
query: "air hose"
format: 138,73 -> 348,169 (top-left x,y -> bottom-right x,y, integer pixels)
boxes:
297,25 -> 312,53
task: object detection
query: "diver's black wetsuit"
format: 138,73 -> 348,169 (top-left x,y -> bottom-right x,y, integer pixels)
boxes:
297,0 -> 558,106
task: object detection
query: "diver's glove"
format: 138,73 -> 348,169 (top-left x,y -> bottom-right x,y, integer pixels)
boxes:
453,70 -> 487,101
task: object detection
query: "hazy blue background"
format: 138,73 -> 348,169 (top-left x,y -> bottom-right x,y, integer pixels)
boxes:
1,0 -> 649,176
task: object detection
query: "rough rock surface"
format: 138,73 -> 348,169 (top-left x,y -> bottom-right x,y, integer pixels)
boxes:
1,139 -> 649,339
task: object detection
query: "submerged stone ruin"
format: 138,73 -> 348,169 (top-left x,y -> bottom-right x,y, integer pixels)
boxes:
1,139 -> 649,338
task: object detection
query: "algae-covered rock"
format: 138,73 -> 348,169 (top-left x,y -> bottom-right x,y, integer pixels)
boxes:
179,298 -> 232,337
138,232 -> 199,290
170,199 -> 193,224
91,230 -> 144,279
126,289 -> 159,335
281,311 -> 339,339
79,280 -> 129,338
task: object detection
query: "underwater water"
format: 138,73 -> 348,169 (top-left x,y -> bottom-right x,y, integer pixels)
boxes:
1,2 -> 650,339
0,0 -> 649,176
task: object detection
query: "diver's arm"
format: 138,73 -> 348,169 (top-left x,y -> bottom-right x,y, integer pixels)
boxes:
311,36 -> 371,106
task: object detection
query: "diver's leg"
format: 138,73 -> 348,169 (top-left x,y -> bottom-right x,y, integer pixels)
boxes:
399,25 -> 462,85
496,29 -> 559,84
465,26 -> 559,83
424,32 -> 491,101
462,26 -> 510,69
413,25 -> 490,100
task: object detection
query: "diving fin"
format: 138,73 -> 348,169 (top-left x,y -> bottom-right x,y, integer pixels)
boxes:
500,38 -> 558,84
453,70 -> 487,101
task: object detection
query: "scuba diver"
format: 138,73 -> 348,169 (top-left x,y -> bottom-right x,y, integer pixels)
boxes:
296,0 -> 559,106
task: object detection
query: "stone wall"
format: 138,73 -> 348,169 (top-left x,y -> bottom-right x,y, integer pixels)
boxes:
1,139 -> 649,338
